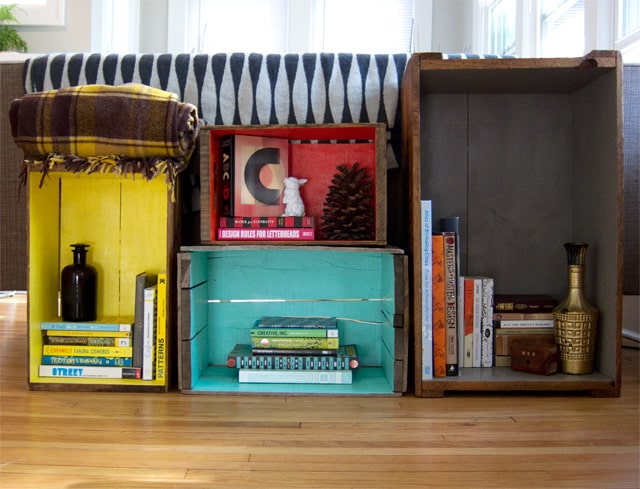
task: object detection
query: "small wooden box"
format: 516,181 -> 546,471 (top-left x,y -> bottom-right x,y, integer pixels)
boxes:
178,246 -> 407,395
509,341 -> 559,376
198,123 -> 387,246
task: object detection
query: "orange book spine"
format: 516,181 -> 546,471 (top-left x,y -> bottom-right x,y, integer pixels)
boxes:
432,234 -> 446,378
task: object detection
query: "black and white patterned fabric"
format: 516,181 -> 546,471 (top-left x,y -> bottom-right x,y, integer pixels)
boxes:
23,53 -> 409,167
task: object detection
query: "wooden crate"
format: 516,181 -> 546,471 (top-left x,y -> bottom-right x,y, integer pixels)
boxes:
199,123 -> 387,246
403,51 -> 623,397
178,246 -> 407,395
27,170 -> 178,392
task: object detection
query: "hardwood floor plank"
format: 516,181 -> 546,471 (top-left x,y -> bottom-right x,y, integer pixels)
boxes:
0,296 -> 638,489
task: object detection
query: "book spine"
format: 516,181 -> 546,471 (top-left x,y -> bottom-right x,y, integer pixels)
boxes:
220,135 -> 234,216
480,278 -> 495,368
41,345 -> 132,357
256,316 -> 337,328
250,328 -> 338,338
219,216 -> 315,228
155,272 -> 167,383
495,332 -> 555,356
40,321 -> 131,332
142,283 -> 158,380
497,319 -> 555,329
38,365 -> 141,379
217,227 -> 314,241
229,354 -> 357,370
43,336 -> 131,347
43,330 -> 131,338
462,277 -> 474,368
431,234 -> 446,378
493,296 -> 557,313
41,355 -> 133,367
237,368 -> 352,384
251,337 -> 339,350
472,278 -> 483,368
420,200 -> 433,380
249,348 -> 337,356
134,273 -> 156,369
493,312 -> 554,320
443,232 -> 458,376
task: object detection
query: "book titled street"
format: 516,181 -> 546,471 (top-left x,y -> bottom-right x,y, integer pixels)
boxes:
217,227 -> 314,241
238,368 -> 352,384
38,365 -> 141,379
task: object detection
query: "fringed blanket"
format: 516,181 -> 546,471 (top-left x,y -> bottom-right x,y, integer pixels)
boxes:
10,83 -> 199,194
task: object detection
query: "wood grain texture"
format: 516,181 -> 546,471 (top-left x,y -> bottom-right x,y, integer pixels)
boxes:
1,295 -> 638,488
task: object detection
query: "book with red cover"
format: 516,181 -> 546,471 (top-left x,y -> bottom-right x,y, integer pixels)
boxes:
220,134 -> 289,218
219,215 -> 315,228
217,227 -> 314,241
432,234 -> 446,378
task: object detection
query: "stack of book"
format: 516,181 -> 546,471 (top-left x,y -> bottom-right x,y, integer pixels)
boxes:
227,316 -> 359,384
37,271 -> 168,382
493,294 -> 558,367
38,316 -> 140,379
217,216 -> 315,241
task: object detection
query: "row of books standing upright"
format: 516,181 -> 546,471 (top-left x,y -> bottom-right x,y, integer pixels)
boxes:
38,271 -> 167,382
420,201 -> 558,380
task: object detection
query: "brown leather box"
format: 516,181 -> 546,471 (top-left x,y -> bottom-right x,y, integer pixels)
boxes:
509,340 -> 558,375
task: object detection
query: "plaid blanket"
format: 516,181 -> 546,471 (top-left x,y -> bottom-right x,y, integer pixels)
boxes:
10,83 -> 199,160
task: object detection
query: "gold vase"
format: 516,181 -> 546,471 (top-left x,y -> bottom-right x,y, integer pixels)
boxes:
553,243 -> 598,374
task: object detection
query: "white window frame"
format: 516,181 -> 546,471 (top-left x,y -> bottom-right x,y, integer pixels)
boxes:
474,0 -> 619,58
1,0 -> 65,26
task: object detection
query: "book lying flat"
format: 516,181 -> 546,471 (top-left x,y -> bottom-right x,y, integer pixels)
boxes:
228,343 -> 359,370
238,368 -> 352,384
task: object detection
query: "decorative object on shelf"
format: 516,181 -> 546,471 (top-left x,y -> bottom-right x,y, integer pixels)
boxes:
0,4 -> 27,52
321,162 -> 374,240
281,176 -> 308,217
61,244 -> 97,322
553,243 -> 599,374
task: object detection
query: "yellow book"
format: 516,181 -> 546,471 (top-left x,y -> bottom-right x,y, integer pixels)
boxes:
155,272 -> 167,382
42,345 -> 133,358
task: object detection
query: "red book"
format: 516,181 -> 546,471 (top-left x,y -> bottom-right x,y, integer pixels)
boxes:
432,234 -> 446,378
217,227 -> 315,241
219,215 -> 315,228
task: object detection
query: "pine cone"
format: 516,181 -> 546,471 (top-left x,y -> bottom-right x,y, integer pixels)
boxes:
321,162 -> 374,240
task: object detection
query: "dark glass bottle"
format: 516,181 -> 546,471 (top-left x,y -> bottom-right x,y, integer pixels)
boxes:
61,243 -> 97,322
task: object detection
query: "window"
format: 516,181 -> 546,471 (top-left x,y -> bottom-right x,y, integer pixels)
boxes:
175,0 -> 414,54
540,0 -> 584,57
616,0 -> 640,62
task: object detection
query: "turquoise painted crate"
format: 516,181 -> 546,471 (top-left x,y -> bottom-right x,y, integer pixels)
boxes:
178,246 -> 407,395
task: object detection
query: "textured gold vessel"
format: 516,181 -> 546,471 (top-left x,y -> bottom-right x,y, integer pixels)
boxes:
553,243 -> 598,374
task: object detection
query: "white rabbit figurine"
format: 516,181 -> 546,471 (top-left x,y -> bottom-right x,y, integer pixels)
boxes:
282,176 -> 308,217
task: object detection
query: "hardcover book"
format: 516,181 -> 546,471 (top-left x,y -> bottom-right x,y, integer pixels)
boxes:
431,234 -> 447,378
41,345 -> 132,357
493,294 -> 557,313
219,216 -> 315,228
155,272 -> 167,383
217,227 -> 314,241
134,272 -> 157,369
40,355 -> 133,367
237,368 -> 352,384
251,337 -> 339,350
480,277 -> 495,368
420,200 -> 433,380
227,343 -> 359,370
142,282 -> 158,380
255,316 -> 337,329
220,134 -> 289,218
250,327 -> 338,338
443,232 -> 458,376
38,365 -> 141,379
40,317 -> 134,332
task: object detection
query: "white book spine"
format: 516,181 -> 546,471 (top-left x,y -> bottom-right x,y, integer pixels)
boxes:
238,369 -> 352,384
143,284 -> 157,380
481,278 -> 495,368
39,365 -> 124,379
498,319 -> 555,329
472,278 -> 483,368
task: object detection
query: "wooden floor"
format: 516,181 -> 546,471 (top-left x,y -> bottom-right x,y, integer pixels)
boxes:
0,294 -> 638,489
